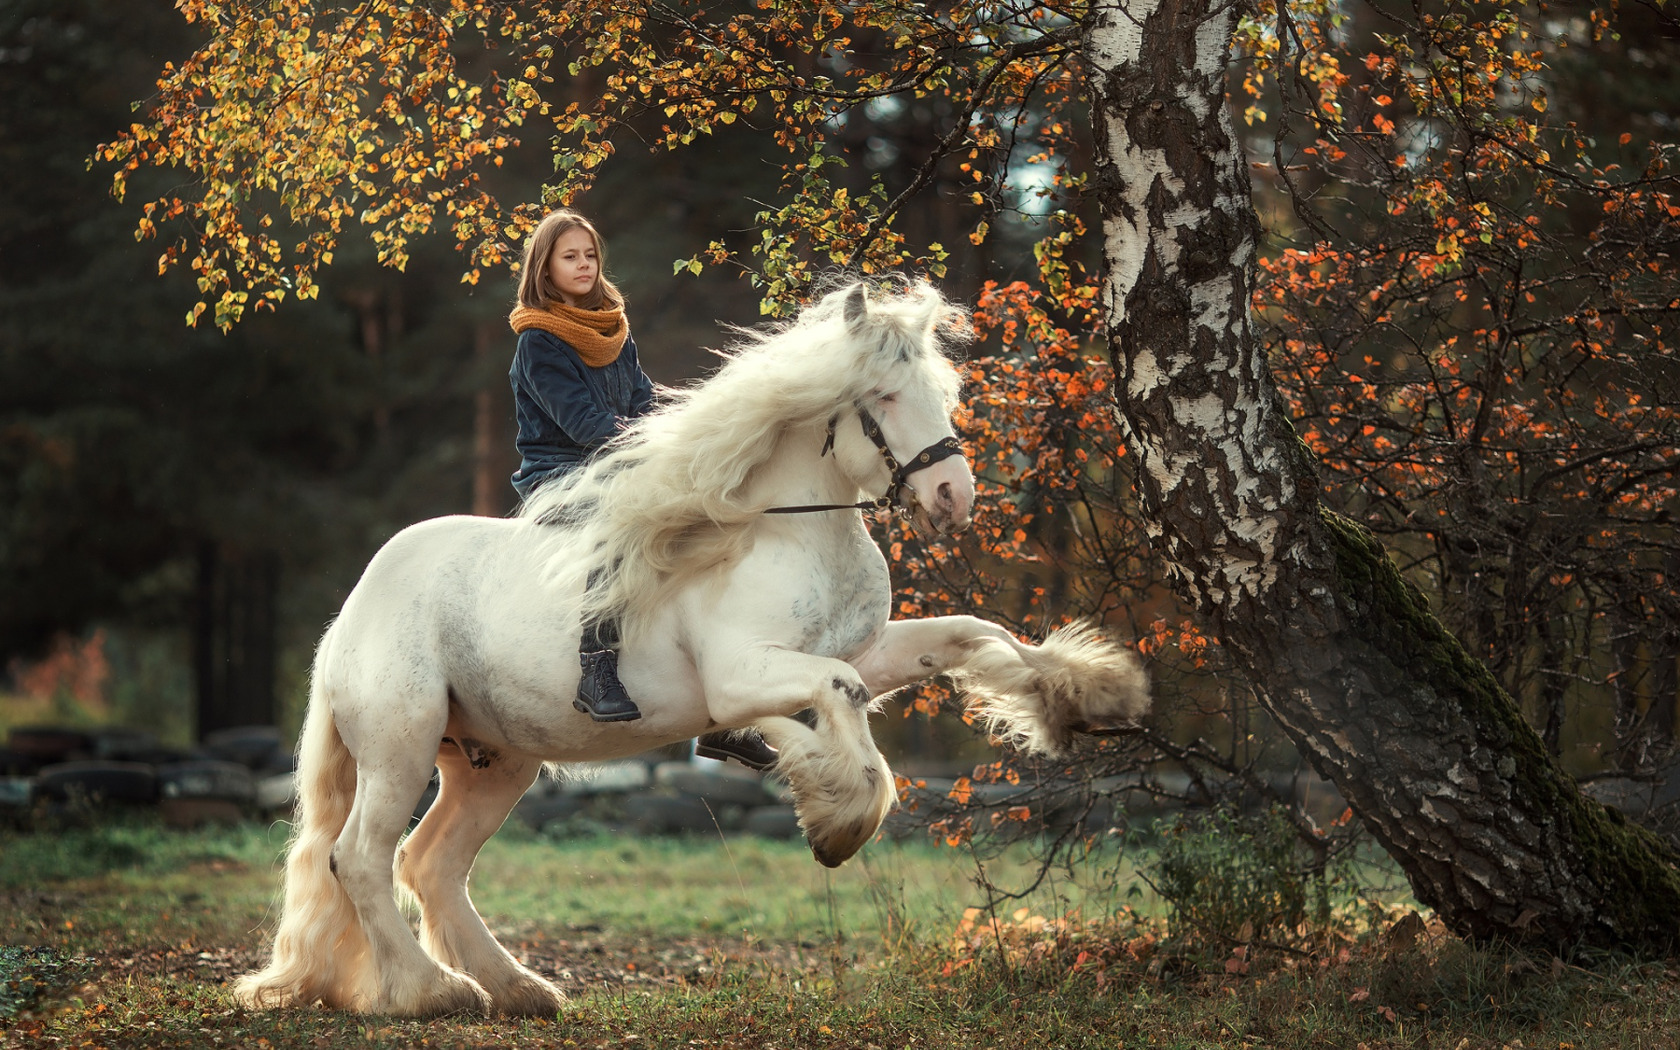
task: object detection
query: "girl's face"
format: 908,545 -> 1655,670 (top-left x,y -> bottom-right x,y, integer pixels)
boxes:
546,226 -> 600,306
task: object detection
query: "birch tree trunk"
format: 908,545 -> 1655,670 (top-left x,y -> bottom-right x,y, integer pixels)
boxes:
1081,0 -> 1680,953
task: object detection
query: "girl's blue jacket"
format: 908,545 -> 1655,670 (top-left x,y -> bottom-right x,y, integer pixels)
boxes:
508,328 -> 654,500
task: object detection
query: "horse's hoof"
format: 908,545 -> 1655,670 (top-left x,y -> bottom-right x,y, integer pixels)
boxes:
807,825 -> 870,868
381,970 -> 492,1018
492,973 -> 566,1018
809,842 -> 847,868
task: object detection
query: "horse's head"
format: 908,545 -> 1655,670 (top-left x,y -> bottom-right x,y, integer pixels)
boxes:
838,281 -> 976,536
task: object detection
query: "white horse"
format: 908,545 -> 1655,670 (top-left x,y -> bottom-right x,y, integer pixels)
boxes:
232,280 -> 1149,1018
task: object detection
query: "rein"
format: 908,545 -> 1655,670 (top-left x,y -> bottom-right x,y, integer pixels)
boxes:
765,404 -> 965,517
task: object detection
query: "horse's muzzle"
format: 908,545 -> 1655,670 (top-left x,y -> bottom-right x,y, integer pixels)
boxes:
907,458 -> 975,536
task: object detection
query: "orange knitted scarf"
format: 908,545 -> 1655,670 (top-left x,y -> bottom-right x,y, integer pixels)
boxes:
508,302 -> 629,367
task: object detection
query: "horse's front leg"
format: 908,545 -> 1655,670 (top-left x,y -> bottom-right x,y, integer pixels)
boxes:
851,617 -> 1152,756
851,615 -> 1021,695
700,646 -> 896,867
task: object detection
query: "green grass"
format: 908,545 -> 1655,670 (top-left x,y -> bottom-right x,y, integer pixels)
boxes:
470,822 -> 1142,942
0,818 -> 1134,955
0,819 -> 289,954
3,819 -> 1679,1049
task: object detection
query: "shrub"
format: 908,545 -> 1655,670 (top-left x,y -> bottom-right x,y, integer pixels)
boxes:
1149,805 -> 1333,949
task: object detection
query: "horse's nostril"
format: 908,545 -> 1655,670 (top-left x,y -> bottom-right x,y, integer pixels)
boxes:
938,481 -> 953,506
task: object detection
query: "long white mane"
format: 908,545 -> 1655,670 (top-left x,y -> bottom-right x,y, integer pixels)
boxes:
518,278 -> 968,633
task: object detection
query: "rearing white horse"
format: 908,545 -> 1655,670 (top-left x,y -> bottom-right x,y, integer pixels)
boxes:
233,280 -> 1149,1018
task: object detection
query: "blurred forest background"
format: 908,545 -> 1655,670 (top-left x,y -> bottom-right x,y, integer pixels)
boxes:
1,0 -> 800,748
4,0 -> 1680,817
0,0 -> 1057,765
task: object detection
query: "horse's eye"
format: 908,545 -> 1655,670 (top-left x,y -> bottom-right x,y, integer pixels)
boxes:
877,392 -> 897,405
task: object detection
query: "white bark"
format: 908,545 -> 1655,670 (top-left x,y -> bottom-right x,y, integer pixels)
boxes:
1083,0 -> 1296,610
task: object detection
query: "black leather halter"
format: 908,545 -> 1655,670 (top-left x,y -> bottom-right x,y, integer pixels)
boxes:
765,404 -> 966,516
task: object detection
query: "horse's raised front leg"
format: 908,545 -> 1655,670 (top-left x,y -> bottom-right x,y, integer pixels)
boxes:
397,745 -> 562,1018
851,617 -> 1152,755
850,615 -> 1019,694
700,646 -> 896,867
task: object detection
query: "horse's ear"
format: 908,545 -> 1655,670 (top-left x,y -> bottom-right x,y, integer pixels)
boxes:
843,283 -> 868,328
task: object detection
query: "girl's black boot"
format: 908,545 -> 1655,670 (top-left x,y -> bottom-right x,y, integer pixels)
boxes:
575,649 -> 642,722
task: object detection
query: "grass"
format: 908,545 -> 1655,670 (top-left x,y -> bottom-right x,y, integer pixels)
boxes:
469,821 -> 1145,941
3,818 -> 1679,1049
0,817 -> 1129,953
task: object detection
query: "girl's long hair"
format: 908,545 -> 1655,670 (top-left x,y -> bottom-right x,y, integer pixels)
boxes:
515,209 -> 625,311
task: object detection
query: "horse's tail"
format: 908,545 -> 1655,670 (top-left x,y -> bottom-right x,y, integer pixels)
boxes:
233,651 -> 369,1010
953,621 -> 1150,756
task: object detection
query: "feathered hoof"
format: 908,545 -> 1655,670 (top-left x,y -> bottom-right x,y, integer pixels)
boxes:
802,755 -> 896,868
489,971 -> 566,1018
805,803 -> 886,868
756,716 -> 895,869
962,621 -> 1151,756
808,839 -> 854,869
229,974 -> 303,1011
378,968 -> 492,1018
1038,622 -> 1150,718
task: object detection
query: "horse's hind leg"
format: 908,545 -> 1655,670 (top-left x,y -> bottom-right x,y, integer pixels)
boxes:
397,745 -> 563,1017
332,701 -> 492,1017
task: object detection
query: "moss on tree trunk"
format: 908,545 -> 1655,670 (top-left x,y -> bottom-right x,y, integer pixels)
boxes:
1299,510 -> 1680,950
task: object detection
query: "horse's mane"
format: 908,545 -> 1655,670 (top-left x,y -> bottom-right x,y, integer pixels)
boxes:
518,278 -> 968,635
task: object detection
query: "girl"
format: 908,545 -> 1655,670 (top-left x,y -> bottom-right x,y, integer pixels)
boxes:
507,210 -> 775,768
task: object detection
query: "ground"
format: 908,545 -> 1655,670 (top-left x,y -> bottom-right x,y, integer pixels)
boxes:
5,822 -> 1680,1049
